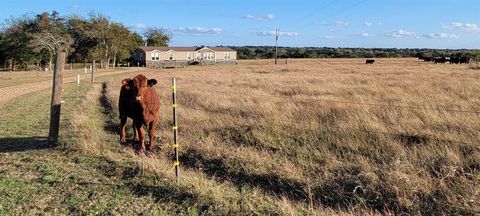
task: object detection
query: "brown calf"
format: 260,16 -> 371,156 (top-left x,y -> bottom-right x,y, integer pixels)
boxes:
119,74 -> 160,154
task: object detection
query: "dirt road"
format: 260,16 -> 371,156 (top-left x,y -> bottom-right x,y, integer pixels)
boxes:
0,68 -> 148,105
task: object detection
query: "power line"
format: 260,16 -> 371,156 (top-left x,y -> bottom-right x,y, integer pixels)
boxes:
295,0 -> 338,23
316,0 -> 368,23
299,0 -> 369,28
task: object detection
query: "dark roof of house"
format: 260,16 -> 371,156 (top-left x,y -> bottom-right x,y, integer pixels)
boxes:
139,46 -> 236,52
139,47 -> 196,52
209,47 -> 236,52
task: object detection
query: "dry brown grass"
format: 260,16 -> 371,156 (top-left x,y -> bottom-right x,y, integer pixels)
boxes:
74,58 -> 479,215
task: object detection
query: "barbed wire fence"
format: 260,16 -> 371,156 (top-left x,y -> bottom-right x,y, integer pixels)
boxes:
152,83 -> 479,150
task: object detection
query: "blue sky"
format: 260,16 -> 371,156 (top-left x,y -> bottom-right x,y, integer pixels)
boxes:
1,0 -> 479,48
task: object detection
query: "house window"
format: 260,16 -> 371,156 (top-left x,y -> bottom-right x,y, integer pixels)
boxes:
207,53 -> 213,60
187,53 -> 192,60
224,53 -> 228,59
169,53 -> 174,60
151,52 -> 159,61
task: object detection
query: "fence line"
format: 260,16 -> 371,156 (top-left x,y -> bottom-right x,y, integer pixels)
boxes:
173,113 -> 478,147
150,82 -> 479,147
153,85 -> 480,115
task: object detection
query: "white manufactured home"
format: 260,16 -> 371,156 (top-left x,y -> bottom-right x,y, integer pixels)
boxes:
133,46 -> 237,67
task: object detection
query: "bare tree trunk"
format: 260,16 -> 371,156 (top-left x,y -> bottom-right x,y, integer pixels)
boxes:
113,55 -> 116,70
48,49 -> 66,145
107,57 -> 111,70
48,56 -> 52,72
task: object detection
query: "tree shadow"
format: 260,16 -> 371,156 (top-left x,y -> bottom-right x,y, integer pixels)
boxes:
127,182 -> 199,206
0,136 -> 50,153
180,148 -> 309,202
96,156 -> 200,207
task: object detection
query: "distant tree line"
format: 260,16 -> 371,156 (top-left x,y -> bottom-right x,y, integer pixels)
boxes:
232,46 -> 480,61
0,11 -> 171,71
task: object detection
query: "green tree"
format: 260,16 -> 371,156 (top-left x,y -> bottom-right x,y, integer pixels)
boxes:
474,50 -> 480,62
67,15 -> 97,65
144,28 -> 171,47
108,23 -> 141,68
30,11 -> 71,71
0,30 -> 6,68
3,15 -> 37,70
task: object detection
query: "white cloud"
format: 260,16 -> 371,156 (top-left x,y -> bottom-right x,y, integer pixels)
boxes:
335,21 -> 349,27
127,23 -> 147,30
257,31 -> 299,37
316,20 -> 349,27
423,33 -> 459,39
175,27 -> 223,35
73,4 -> 80,8
442,22 -> 478,32
244,14 -> 275,21
361,32 -> 369,37
363,21 -> 382,27
388,29 -> 416,38
315,21 -> 329,26
321,35 -> 334,39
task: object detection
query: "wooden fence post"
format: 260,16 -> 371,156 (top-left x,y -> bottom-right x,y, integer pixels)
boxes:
91,60 -> 96,84
172,78 -> 179,181
48,48 -> 66,145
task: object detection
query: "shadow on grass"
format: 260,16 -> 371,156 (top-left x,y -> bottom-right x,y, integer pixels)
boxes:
99,82 -> 118,135
180,148 -> 309,202
128,183 -> 200,206
0,136 -> 50,153
96,156 -> 200,207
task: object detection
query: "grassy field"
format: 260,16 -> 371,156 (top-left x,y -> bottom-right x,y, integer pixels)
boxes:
0,58 -> 479,215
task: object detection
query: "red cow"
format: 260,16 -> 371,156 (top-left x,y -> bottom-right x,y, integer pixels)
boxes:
119,74 -> 160,154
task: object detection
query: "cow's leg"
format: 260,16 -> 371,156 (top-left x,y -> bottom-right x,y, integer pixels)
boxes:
133,122 -> 139,141
120,116 -> 127,144
148,121 -> 157,153
135,121 -> 146,154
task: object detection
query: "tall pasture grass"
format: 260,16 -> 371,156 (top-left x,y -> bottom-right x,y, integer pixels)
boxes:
75,58 -> 479,215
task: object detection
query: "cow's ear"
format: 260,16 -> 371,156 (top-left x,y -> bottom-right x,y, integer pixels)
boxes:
121,78 -> 132,86
148,79 -> 157,87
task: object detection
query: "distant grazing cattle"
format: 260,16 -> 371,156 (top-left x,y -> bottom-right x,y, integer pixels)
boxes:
450,57 -> 460,64
423,57 -> 433,62
366,59 -> 375,64
460,57 -> 471,64
434,57 -> 447,64
418,56 -> 425,61
119,74 -> 160,154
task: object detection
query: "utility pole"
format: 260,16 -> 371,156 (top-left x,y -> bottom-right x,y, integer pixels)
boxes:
275,28 -> 279,65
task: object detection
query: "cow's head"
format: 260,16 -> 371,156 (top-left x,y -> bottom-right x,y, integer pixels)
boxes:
121,78 -> 134,89
123,74 -> 157,102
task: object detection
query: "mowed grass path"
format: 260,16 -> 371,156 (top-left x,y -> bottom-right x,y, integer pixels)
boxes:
0,81 -> 174,215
